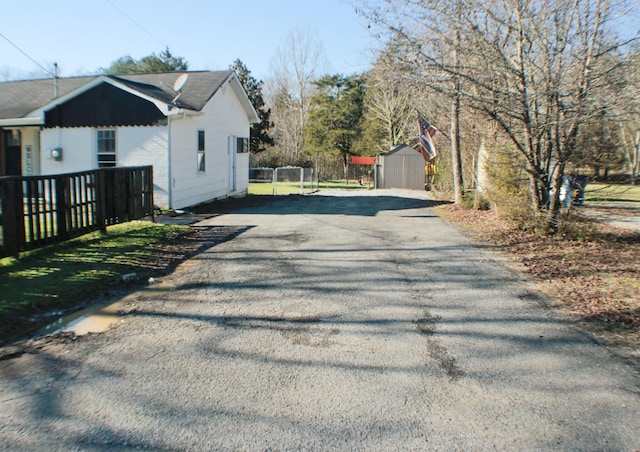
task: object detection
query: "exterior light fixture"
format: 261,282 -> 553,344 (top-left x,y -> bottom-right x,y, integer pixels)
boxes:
50,147 -> 63,161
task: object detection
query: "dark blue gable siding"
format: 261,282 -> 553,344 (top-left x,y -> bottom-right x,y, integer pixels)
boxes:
44,82 -> 167,128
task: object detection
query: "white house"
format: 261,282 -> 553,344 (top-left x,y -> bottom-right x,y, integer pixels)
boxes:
0,71 -> 259,209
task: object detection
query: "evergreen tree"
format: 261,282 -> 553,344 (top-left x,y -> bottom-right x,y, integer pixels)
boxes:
229,59 -> 274,154
103,48 -> 188,74
304,74 -> 367,176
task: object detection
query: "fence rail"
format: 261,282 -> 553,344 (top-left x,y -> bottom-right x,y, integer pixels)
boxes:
0,166 -> 153,258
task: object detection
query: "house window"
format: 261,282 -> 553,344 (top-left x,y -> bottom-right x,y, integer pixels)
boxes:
237,137 -> 249,153
97,129 -> 116,168
197,130 -> 205,173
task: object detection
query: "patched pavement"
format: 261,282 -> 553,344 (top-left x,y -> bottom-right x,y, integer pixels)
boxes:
1,190 -> 638,450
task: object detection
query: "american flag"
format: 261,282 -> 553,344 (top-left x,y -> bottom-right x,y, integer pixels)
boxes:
418,111 -> 437,161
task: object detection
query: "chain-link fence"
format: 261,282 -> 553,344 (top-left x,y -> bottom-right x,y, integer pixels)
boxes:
249,167 -> 318,195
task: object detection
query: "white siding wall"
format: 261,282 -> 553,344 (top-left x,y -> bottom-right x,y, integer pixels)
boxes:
236,152 -> 249,195
39,126 -> 170,207
40,128 -> 94,174
118,127 -> 169,208
34,82 -> 251,210
170,82 -> 251,209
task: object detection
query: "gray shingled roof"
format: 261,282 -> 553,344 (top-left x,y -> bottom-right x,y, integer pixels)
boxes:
0,71 -> 233,120
110,71 -> 233,111
0,76 -> 90,119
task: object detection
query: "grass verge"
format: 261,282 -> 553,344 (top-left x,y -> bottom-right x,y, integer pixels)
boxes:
0,221 -> 190,345
584,183 -> 640,203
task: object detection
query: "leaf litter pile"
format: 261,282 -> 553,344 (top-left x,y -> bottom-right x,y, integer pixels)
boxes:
439,205 -> 640,364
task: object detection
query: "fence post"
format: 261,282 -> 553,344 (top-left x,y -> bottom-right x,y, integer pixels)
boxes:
55,175 -> 69,240
300,167 -> 304,194
95,170 -> 107,232
273,168 -> 279,195
147,166 -> 154,221
1,178 -> 24,257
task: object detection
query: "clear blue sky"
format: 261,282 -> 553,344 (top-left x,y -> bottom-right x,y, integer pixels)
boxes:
0,0 -> 376,81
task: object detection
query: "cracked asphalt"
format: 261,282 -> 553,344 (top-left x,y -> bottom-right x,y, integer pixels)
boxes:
1,190 -> 639,450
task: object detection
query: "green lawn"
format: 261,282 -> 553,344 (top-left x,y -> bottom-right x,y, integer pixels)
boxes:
249,179 -> 371,195
0,221 -> 186,343
584,183 -> 640,203
248,181 -> 309,195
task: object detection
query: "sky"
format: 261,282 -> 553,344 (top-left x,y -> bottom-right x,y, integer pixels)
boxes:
0,0 -> 377,82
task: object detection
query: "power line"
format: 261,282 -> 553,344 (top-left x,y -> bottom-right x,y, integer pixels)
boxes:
103,0 -> 168,49
0,31 -> 54,76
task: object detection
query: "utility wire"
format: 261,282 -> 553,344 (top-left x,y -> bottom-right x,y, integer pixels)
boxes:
103,0 -> 168,49
0,31 -> 54,76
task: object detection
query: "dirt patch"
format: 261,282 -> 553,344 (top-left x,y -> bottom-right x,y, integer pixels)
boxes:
438,205 -> 640,367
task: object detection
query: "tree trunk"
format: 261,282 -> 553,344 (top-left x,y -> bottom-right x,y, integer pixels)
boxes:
451,87 -> 464,205
342,152 -> 349,179
547,163 -> 567,233
451,20 -> 464,205
633,130 -> 640,185
529,176 -> 541,212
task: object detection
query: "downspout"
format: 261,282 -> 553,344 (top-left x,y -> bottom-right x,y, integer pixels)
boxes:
374,155 -> 378,189
167,115 -> 173,209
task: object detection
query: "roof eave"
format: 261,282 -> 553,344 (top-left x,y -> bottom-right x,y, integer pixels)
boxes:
0,117 -> 43,127
227,74 -> 260,123
167,107 -> 202,117
33,76 -> 174,118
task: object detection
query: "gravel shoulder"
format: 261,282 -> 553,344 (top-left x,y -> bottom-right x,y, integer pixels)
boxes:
582,200 -> 640,233
1,190 -> 638,450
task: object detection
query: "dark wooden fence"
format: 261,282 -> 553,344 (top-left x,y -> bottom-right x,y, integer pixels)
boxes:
0,166 -> 154,258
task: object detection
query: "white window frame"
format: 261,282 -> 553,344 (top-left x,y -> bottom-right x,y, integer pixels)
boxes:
97,129 -> 116,168
197,129 -> 206,173
236,137 -> 249,154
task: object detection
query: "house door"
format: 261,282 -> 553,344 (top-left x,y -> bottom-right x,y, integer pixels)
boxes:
229,136 -> 237,193
1,129 -> 22,176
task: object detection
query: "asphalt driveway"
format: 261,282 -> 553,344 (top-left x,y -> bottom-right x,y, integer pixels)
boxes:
1,190 -> 639,450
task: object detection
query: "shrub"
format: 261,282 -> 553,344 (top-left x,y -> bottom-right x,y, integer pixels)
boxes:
556,212 -> 600,242
461,191 -> 491,210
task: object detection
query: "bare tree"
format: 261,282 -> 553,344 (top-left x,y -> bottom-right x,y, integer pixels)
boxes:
265,27 -> 328,164
614,49 -> 640,184
358,0 -> 637,230
364,43 -> 418,152
362,36 -> 481,194
619,123 -> 640,184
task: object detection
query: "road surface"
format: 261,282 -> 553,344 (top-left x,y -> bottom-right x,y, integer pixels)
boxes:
1,190 -> 638,450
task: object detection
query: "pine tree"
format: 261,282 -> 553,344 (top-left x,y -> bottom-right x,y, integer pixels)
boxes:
304,74 -> 367,177
103,48 -> 188,74
229,59 -> 274,154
